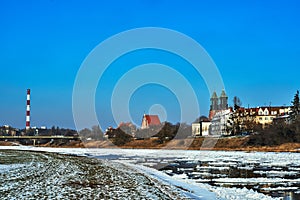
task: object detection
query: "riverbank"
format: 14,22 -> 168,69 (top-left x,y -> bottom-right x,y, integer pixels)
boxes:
1,137 -> 300,153
0,149 -> 190,199
122,137 -> 300,152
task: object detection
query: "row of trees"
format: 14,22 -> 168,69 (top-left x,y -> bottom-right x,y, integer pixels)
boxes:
79,125 -> 104,141
105,122 -> 192,146
0,126 -> 78,137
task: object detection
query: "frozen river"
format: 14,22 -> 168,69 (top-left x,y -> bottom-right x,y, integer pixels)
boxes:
1,146 -> 300,199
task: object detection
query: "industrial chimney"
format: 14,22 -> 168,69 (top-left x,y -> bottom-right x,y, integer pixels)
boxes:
26,89 -> 30,130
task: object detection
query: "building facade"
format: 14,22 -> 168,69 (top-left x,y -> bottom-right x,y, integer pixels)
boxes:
241,106 -> 291,128
210,109 -> 232,135
192,121 -> 211,136
141,114 -> 161,129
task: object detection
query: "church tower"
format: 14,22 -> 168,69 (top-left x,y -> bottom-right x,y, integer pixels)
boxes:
141,113 -> 148,129
219,90 -> 228,110
210,91 -> 219,111
209,91 -> 219,120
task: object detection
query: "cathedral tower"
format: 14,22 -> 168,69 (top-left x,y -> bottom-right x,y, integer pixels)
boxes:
219,90 -> 228,110
210,91 -> 219,111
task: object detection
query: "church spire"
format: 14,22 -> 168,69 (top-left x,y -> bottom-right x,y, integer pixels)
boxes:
219,89 -> 228,110
210,91 -> 219,111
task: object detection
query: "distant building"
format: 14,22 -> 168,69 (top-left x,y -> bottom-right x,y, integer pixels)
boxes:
0,125 -> 19,136
208,89 -> 291,135
210,108 -> 232,135
209,90 -> 228,120
244,106 -> 291,127
192,121 -> 211,136
141,114 -> 161,129
192,123 -> 200,136
207,90 -> 231,135
227,106 -> 291,134
192,117 -> 211,136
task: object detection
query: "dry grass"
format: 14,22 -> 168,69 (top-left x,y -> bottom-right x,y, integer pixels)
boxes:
2,137 -> 300,153
0,141 -> 14,146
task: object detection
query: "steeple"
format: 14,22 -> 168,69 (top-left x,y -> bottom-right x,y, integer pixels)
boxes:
219,89 -> 228,110
141,113 -> 148,129
210,91 -> 219,111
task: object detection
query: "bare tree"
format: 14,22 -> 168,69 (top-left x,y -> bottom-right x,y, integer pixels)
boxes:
233,96 -> 242,110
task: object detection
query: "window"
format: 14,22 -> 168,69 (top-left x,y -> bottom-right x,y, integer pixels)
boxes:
271,111 -> 277,115
259,117 -> 262,121
265,117 -> 268,120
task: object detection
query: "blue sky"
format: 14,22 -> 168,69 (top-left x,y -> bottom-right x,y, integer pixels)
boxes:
0,0 -> 299,130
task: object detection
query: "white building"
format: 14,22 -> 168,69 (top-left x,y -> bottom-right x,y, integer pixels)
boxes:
254,106 -> 291,127
210,109 -> 232,136
192,121 -> 211,136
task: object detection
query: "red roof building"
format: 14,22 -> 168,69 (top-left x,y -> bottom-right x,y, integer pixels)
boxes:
141,114 -> 161,129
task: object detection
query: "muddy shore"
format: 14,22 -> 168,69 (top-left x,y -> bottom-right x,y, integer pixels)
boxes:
1,137 -> 300,153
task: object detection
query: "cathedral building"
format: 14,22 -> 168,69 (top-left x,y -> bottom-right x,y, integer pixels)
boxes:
209,90 -> 229,120
208,90 -> 232,135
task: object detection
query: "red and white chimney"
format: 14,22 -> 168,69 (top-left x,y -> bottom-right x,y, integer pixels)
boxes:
26,89 -> 30,130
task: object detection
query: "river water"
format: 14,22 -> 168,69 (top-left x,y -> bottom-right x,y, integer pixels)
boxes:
87,148 -> 300,200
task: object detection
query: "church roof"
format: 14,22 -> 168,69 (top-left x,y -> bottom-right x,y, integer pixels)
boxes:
145,115 -> 161,125
220,90 -> 227,98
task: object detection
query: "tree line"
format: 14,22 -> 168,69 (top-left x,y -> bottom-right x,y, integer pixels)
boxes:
106,122 -> 192,146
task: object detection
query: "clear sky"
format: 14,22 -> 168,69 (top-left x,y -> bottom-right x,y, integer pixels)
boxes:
1,0 -> 300,130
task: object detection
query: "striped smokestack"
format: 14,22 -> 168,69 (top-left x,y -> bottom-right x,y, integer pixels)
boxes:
26,89 -> 30,130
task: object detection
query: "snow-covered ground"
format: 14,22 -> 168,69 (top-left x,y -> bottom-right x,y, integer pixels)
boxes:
0,149 -> 191,199
1,146 -> 300,199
